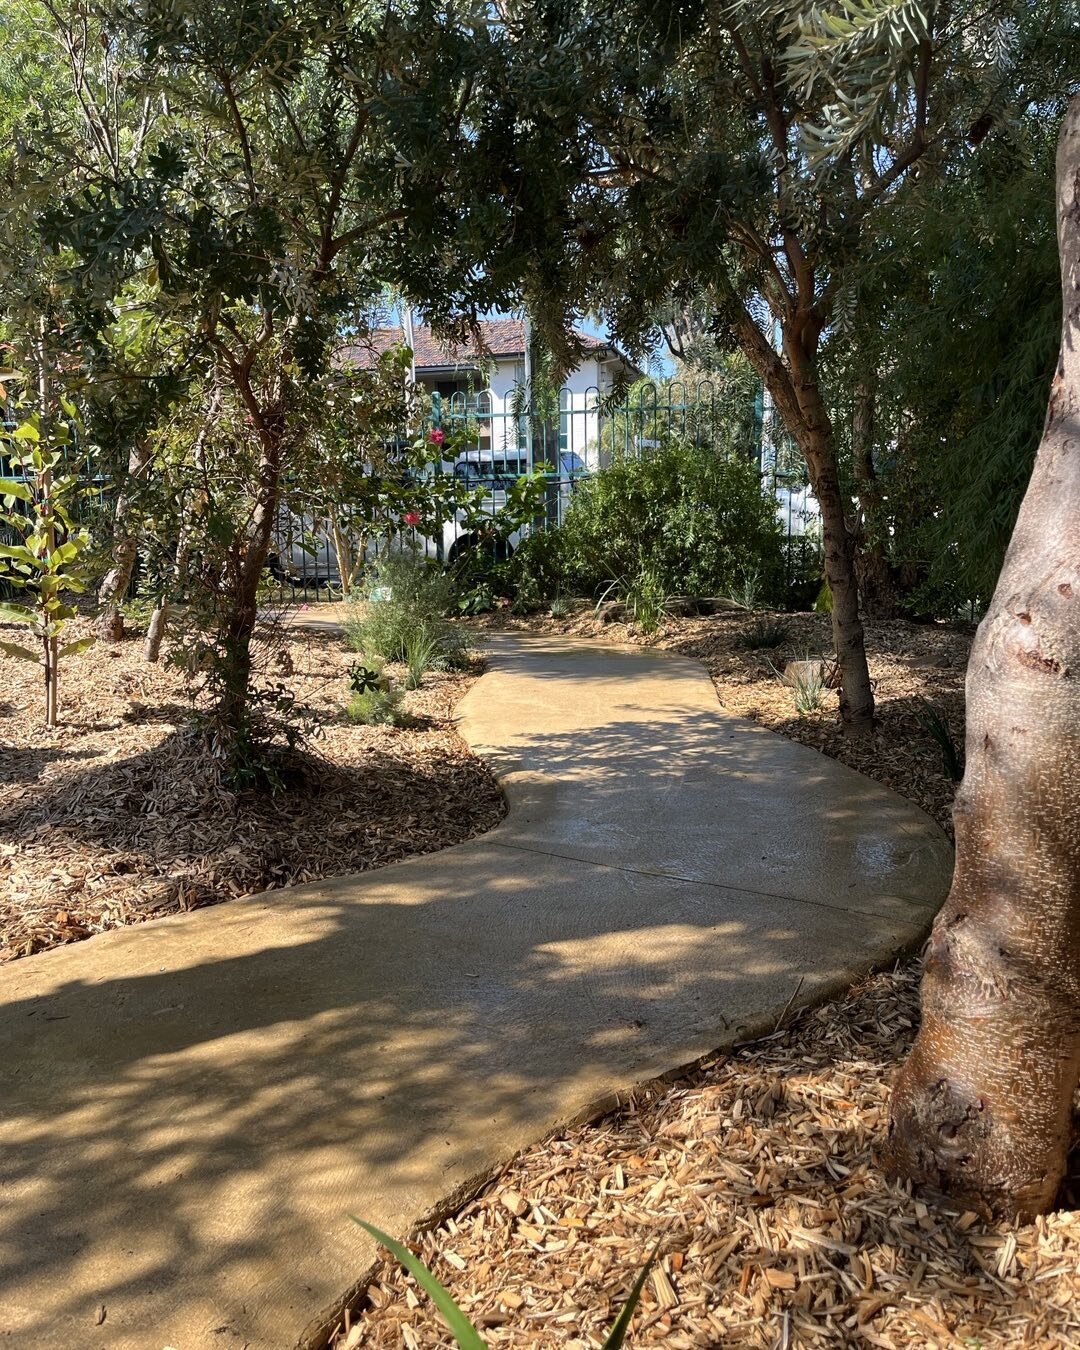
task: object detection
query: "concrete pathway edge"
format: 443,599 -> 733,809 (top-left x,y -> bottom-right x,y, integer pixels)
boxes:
0,633 -> 952,1350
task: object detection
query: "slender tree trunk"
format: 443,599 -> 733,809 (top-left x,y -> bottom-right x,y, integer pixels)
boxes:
887,97 -> 1080,1220
145,394 -> 218,662
98,441 -> 153,641
36,321 -> 59,729
787,343 -> 875,734
850,376 -> 897,619
211,386 -> 288,766
143,525 -> 191,663
734,305 -> 875,733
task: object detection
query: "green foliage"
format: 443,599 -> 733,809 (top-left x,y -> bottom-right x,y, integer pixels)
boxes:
0,370 -> 96,724
915,697 -> 963,782
508,527 -> 566,605
555,441 -> 784,606
402,623 -> 444,690
548,591 -> 577,619
351,1216 -> 658,1350
344,550 -> 467,671
345,658 -> 403,725
618,567 -> 668,634
736,616 -> 791,650
345,684 -> 404,727
780,537 -> 824,612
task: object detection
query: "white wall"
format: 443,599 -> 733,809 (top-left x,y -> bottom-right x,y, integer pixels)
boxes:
478,356 -> 611,470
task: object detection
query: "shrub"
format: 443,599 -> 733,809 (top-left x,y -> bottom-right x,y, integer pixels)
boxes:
345,685 -> 404,725
736,616 -> 791,649
555,439 -> 784,604
343,659 -> 405,725
345,549 -> 467,669
507,526 -> 565,604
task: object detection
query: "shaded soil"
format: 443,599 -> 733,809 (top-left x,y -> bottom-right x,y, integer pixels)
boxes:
0,618 -> 504,963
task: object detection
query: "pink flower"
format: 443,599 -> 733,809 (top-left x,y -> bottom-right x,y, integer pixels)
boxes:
403,510 -> 422,527
428,427 -> 446,446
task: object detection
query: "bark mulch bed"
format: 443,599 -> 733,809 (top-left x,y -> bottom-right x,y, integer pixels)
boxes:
342,610 -> 1078,1348
0,617 -> 504,964
470,609 -> 971,835
342,964 -> 1080,1350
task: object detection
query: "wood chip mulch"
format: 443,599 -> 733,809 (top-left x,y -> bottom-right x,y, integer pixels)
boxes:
470,610 -> 971,835
342,964 -> 1080,1349
0,618 -> 504,964
346,608 -> 1077,1349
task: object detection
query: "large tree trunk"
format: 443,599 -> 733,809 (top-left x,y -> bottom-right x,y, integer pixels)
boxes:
98,441 -> 152,642
887,97 -> 1080,1220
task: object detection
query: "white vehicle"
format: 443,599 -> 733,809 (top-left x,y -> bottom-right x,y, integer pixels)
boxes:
441,447 -> 587,564
268,504 -> 341,589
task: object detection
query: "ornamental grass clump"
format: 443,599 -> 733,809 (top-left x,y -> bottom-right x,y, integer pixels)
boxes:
345,549 -> 467,671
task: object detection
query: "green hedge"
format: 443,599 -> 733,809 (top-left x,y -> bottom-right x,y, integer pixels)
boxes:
546,439 -> 784,604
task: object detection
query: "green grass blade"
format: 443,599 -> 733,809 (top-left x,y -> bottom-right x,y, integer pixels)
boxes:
601,1239 -> 663,1349
351,1217 -> 487,1350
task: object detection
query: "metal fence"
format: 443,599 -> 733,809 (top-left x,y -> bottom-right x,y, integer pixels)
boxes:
267,380 -> 822,603
3,388 -> 823,606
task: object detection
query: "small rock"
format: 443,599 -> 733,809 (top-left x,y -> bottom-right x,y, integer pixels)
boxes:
781,659 -> 825,689
93,1304 -> 106,1326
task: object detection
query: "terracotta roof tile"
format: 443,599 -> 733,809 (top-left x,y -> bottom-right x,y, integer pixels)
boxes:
338,318 -> 616,372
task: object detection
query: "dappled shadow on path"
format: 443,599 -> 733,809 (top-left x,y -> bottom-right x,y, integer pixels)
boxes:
0,637 -> 951,1346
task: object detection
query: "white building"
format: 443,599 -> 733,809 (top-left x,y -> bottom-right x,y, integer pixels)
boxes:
340,317 -> 643,471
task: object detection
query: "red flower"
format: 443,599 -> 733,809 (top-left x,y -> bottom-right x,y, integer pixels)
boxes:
403,510 -> 422,527
428,427 -> 446,446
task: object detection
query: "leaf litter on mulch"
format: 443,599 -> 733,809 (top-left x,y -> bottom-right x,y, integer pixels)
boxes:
0,617 -> 504,963
343,610 -> 1079,1349
342,965 -> 1080,1350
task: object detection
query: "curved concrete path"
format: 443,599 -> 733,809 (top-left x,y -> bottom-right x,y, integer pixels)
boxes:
0,635 -> 951,1348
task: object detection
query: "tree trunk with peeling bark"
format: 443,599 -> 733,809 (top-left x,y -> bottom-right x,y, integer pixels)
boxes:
734,307 -> 876,733
887,96 -> 1080,1220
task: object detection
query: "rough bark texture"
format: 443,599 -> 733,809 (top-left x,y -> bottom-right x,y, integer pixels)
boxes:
887,97 -> 1080,1220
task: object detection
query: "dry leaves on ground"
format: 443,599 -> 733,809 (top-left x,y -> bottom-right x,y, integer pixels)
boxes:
0,618 -> 503,963
470,610 -> 970,834
345,965 -> 1080,1350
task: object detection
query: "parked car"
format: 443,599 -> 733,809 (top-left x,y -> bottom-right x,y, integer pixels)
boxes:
441,448 -> 587,563
267,503 -> 341,589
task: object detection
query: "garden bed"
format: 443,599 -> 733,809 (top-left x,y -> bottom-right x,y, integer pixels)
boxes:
470,609 -> 971,834
0,617 -> 503,963
346,963 -> 1080,1349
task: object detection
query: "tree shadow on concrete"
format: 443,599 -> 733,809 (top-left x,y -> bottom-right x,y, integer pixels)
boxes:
0,683 -> 951,1346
